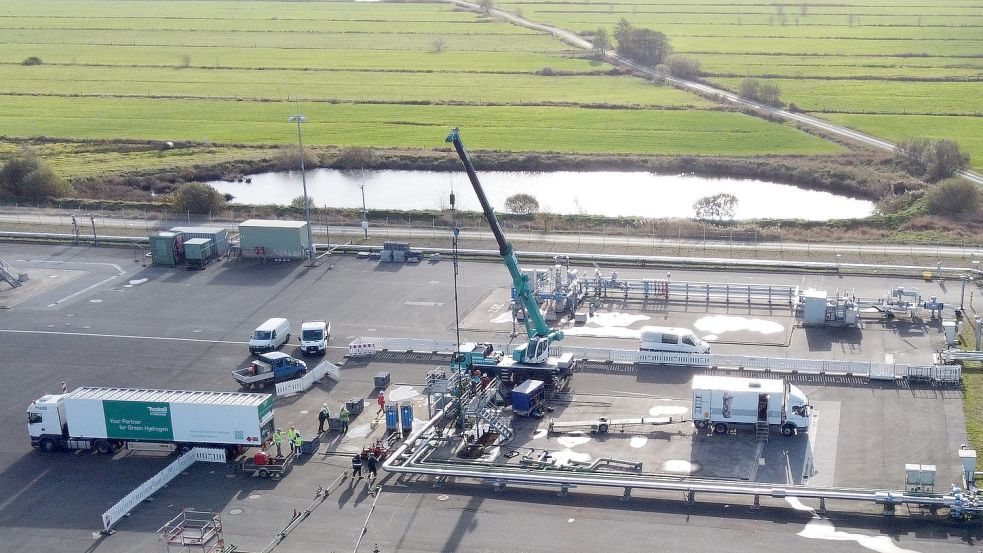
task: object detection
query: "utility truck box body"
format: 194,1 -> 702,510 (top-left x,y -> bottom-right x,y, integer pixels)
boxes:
691,375 -> 810,436
29,387 -> 274,453
233,352 -> 307,388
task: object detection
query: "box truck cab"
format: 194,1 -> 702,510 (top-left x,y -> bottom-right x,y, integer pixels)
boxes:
249,318 -> 290,354
639,326 -> 710,354
692,375 -> 810,437
299,321 -> 330,355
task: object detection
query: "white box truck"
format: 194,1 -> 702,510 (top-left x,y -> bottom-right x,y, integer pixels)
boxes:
299,320 -> 330,355
28,387 -> 275,455
691,375 -> 810,436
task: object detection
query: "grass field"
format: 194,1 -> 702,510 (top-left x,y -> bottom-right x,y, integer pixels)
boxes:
0,0 -> 842,180
501,0 -> 983,169
0,95 -> 839,156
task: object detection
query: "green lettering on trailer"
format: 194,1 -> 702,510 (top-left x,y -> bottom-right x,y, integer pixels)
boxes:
258,396 -> 274,421
102,400 -> 174,441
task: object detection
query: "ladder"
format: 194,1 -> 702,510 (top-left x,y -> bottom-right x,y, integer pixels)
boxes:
227,244 -> 241,261
477,407 -> 515,441
0,257 -> 24,288
755,421 -> 770,443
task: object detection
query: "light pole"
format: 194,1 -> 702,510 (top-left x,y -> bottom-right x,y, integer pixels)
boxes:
288,114 -> 315,265
358,183 -> 368,239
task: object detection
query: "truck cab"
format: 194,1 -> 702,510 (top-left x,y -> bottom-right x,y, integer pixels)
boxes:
784,383 -> 811,432
28,394 -> 67,451
451,342 -> 503,371
300,321 -> 330,355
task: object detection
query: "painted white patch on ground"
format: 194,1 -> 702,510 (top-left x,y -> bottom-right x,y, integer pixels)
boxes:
564,326 -> 644,339
556,436 -> 591,448
128,278 -> 147,285
491,312 -> 513,324
702,334 -> 719,342
585,312 -> 650,327
649,405 -> 689,416
388,385 -> 419,402
661,459 -> 700,473
89,299 -> 102,303
694,315 -> 784,335
550,449 -> 591,467
347,424 -> 372,438
786,498 -> 921,553
629,436 -> 648,448
532,428 -> 548,439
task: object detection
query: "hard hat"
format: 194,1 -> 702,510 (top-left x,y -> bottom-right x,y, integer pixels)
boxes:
323,402 -> 328,408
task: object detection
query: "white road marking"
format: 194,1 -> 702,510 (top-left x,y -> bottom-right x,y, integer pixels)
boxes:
17,259 -> 128,306
404,301 -> 443,307
0,328 -> 354,349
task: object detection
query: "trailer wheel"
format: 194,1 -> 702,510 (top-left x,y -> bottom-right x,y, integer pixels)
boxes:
597,423 -> 609,434
94,440 -> 114,455
713,423 -> 727,434
258,468 -> 270,478
781,424 -> 796,437
40,438 -> 57,452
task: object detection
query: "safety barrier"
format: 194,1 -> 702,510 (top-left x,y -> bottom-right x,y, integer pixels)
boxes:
101,447 -> 226,533
275,360 -> 341,397
348,339 -> 378,357
349,336 -> 961,383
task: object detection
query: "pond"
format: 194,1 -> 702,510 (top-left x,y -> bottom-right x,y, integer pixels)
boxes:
207,169 -> 874,221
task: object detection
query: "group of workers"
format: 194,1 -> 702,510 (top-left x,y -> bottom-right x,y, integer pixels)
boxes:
264,394 -> 390,482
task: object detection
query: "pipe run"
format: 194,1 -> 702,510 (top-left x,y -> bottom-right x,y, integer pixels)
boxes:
383,400 -> 981,515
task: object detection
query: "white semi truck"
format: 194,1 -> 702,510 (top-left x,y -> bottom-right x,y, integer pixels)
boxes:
28,387 -> 275,455
691,375 -> 810,436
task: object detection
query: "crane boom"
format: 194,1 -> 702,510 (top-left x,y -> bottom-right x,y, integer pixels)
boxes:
446,128 -> 563,365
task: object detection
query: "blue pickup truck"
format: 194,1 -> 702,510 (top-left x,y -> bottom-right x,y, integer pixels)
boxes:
233,352 -> 307,389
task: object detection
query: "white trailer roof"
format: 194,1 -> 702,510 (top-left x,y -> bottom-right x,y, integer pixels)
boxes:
240,219 -> 307,229
67,387 -> 271,406
691,375 -> 784,394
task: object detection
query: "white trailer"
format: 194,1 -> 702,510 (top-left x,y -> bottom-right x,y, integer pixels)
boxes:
691,375 -> 810,436
28,387 -> 275,455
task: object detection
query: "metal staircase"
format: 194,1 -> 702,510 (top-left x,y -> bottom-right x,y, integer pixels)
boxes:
0,257 -> 24,288
464,378 -> 514,441
755,421 -> 770,443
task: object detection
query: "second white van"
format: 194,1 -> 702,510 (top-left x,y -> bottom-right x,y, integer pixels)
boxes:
249,318 -> 290,354
639,326 -> 710,354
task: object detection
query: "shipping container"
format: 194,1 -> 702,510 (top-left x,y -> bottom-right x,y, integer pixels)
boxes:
238,219 -> 310,260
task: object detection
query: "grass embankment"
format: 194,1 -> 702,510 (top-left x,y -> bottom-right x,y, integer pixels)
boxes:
501,0 -> 983,169
959,317 -> 983,452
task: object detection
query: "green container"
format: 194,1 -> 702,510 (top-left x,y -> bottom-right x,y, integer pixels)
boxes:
238,219 -> 310,260
169,226 -> 229,256
184,238 -> 214,261
150,232 -> 178,267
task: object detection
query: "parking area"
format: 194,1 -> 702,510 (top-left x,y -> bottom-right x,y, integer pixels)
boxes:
0,243 -> 975,552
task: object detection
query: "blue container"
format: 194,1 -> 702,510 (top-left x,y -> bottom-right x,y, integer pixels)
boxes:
400,404 -> 414,432
385,405 -> 398,431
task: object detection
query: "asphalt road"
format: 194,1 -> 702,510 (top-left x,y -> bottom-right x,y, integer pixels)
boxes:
0,243 -> 977,552
3,207 -> 983,261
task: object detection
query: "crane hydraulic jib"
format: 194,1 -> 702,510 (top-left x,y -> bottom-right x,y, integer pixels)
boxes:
445,128 -> 563,364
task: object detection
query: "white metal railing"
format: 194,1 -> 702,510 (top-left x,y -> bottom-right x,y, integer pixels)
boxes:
101,447 -> 226,533
350,337 -> 961,383
275,360 -> 341,396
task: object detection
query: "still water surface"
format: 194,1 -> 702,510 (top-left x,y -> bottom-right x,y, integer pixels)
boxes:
208,169 -> 873,221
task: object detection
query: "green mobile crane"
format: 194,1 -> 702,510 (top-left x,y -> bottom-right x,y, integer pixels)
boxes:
446,128 -> 565,369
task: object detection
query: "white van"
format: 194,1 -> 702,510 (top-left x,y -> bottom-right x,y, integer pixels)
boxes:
299,320 -> 330,355
249,318 -> 290,354
639,326 -> 710,354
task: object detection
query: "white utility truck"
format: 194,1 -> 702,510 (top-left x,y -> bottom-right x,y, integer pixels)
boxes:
28,387 -> 275,454
299,320 -> 331,355
691,375 -> 810,436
